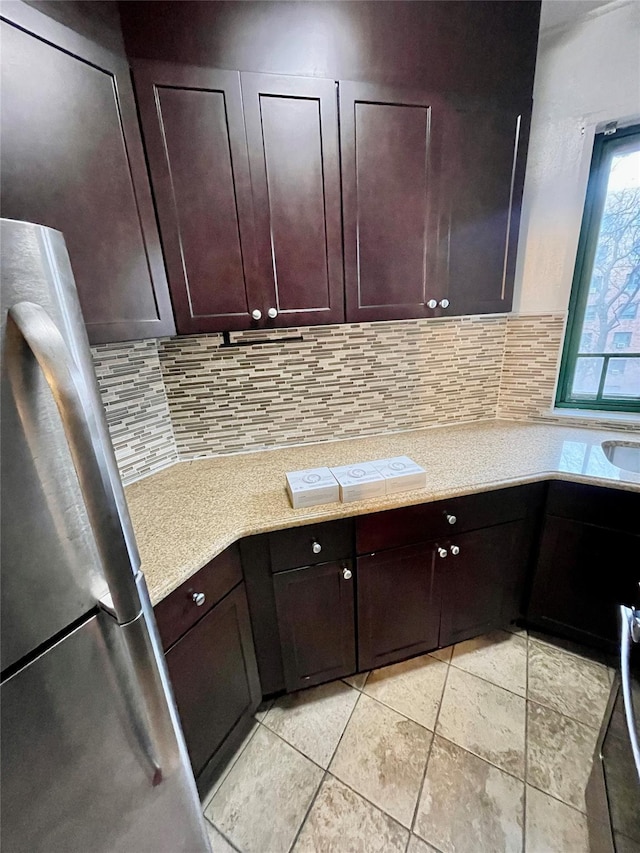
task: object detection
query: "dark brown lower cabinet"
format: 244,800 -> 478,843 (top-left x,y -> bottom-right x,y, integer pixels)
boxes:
273,561 -> 356,691
358,543 -> 440,671
527,516 -> 640,650
165,583 -> 261,792
438,520 -> 530,648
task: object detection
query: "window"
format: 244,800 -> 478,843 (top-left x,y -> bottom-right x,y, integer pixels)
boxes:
613,331 -> 632,349
557,124 -> 640,412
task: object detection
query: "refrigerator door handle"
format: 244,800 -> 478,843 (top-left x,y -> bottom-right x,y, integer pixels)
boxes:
620,604 -> 640,782
6,301 -> 140,624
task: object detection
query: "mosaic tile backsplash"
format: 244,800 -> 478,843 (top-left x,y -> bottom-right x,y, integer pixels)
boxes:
497,314 -> 639,433
91,340 -> 177,484
92,313 -> 638,485
159,317 -> 506,458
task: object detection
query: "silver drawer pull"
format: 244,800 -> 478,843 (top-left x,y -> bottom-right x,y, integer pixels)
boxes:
312,540 -> 322,554
450,545 -> 460,556
437,547 -> 448,558
446,513 -> 457,525
192,592 -> 206,606
342,567 -> 352,580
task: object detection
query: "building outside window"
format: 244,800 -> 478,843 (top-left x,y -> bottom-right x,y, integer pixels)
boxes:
556,123 -> 640,412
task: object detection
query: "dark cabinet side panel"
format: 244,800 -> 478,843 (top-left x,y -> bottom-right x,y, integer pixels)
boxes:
341,82 -> 445,322
241,535 -> 285,695
527,516 -> 640,649
358,543 -> 440,671
0,11 -> 174,343
273,561 -> 356,691
441,104 -> 530,316
133,61 -> 261,333
241,73 -> 344,327
165,583 -> 261,781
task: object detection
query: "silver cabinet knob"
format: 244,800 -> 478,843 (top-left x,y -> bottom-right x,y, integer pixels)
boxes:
446,513 -> 457,525
439,299 -> 450,309
342,567 -> 352,580
267,307 -> 278,319
251,309 -> 262,320
427,299 -> 438,309
192,592 -> 206,606
450,545 -> 460,556
437,547 -> 448,558
312,540 -> 322,554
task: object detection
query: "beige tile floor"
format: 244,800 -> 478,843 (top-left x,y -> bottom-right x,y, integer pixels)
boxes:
202,628 -> 620,853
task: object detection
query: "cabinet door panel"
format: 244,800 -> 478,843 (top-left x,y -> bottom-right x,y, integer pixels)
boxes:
341,81 -> 445,322
439,521 -> 528,647
527,516 -> 640,647
0,11 -> 174,344
133,61 -> 261,333
165,584 -> 261,779
242,73 -> 344,327
441,104 -> 529,316
273,561 -> 355,691
358,543 -> 440,671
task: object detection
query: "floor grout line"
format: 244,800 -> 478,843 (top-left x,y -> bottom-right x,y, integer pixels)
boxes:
523,622 -> 530,853
325,686 -> 364,770
203,814 -> 243,853
409,656 -> 451,837
286,769 -> 328,853
202,720 -> 260,811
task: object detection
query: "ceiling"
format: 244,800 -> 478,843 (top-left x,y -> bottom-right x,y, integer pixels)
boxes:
539,0 -> 619,32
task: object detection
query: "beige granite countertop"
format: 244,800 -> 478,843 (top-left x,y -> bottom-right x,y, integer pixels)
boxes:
124,419 -> 640,605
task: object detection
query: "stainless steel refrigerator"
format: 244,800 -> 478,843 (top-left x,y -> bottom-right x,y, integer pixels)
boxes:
0,218 -> 212,852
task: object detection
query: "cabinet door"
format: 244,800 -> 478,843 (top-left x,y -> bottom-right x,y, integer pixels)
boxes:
439,521 -> 528,647
439,104 -> 529,316
358,543 -> 440,671
241,73 -> 344,327
340,81 -> 446,323
273,561 -> 355,691
0,8 -> 174,344
133,61 -> 263,333
527,516 -> 640,648
165,584 -> 261,780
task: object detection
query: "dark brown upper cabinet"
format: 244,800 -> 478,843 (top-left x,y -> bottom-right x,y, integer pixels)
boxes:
340,82 -> 446,323
133,61 -> 262,334
340,79 -> 530,321
439,103 -> 530,316
0,3 -> 175,344
240,73 -> 344,328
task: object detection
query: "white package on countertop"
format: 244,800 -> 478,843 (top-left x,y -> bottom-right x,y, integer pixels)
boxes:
286,467 -> 340,509
330,462 -> 386,503
371,456 -> 427,494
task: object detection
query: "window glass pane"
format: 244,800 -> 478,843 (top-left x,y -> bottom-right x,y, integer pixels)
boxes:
578,147 -> 640,357
602,356 -> 640,399
570,356 -> 604,398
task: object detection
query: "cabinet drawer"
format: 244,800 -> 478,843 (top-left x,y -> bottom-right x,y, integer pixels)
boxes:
154,544 -> 243,651
269,519 -> 353,572
545,481 -> 640,534
357,484 -> 540,554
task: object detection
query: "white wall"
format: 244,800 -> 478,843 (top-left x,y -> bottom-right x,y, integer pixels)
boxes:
513,0 -> 640,314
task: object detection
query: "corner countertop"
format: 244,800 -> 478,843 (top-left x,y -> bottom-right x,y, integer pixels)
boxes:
123,419 -> 640,605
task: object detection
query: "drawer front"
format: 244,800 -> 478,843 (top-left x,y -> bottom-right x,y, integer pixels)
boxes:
546,481 -> 640,534
357,484 -> 541,554
269,519 -> 353,572
154,543 -> 243,651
